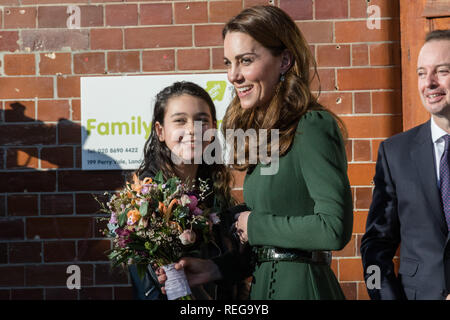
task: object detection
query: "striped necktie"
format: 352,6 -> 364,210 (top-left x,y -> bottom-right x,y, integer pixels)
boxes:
440,134 -> 450,231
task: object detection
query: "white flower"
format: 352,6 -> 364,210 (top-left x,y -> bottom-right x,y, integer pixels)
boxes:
179,229 -> 196,245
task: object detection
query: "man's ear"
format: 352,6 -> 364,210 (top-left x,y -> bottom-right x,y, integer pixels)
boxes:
280,49 -> 294,75
155,121 -> 165,142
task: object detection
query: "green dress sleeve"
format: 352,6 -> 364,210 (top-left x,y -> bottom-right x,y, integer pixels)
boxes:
247,111 -> 353,251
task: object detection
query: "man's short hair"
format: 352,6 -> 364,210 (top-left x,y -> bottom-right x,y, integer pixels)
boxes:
425,29 -> 450,43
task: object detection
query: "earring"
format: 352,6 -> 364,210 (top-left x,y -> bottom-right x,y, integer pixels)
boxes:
280,73 -> 285,82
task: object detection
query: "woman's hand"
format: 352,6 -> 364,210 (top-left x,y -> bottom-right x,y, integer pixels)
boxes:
156,257 -> 222,294
235,211 -> 251,244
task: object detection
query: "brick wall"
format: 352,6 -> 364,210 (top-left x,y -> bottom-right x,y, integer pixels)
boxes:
0,0 -> 401,300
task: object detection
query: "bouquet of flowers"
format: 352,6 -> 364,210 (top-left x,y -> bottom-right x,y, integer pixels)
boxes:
99,171 -> 220,300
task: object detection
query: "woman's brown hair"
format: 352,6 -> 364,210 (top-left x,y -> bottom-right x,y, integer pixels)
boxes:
221,5 -> 347,171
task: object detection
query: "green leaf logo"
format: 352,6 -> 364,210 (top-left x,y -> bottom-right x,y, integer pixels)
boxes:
206,81 -> 227,102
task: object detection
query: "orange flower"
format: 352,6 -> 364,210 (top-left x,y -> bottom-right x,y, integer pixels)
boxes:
127,209 -> 141,225
142,177 -> 152,185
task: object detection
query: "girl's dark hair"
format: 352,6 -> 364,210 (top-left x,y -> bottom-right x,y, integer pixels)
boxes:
136,81 -> 234,209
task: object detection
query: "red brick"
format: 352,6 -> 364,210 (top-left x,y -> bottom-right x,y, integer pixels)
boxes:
9,242 -> 41,263
244,0 -> 275,7
80,286 -> 113,300
41,194 -> 74,215
57,76 -> 81,98
346,140 -> 353,161
369,42 -> 401,66
74,52 -> 105,74
72,99 -> 81,121
142,50 -> 175,72
370,0 -> 400,18
0,218 -> 24,240
353,211 -> 368,234
4,7 -> 37,28
75,193 -> 110,215
21,30 -> 89,51
44,241 -> 76,262
0,31 -> 20,52
77,239 -> 110,261
350,0 -> 367,18
174,2 -> 207,24
317,45 -> 350,67
140,3 -> 172,25
335,20 -> 400,43
59,170 -> 126,192
38,100 -> 71,121
11,289 -> 43,300
354,140 -> 371,161
0,123 -> 56,145
0,243 -> 6,263
297,21 -> 333,44
318,92 -> 352,115
355,187 -> 373,209
58,120 -> 81,145
357,282 -> 371,300
209,1 -> 243,23
212,47 -> 225,70
45,288 -> 78,300
107,51 -> 140,73
354,92 -> 371,114
80,5 -> 103,27
372,139 -> 383,162
195,24 -> 224,47
39,53 -> 72,75
7,194 -> 38,216
25,264 -> 93,286
23,0 -> 89,3
38,6 -> 67,28
0,77 -> 53,99
26,217 -> 94,239
95,263 -> 129,285
0,171 -> 56,193
352,44 -> 369,66
125,26 -> 192,49
41,147 -> 74,168
339,258 -> 365,281
0,266 -> 24,286
280,0 -> 313,20
311,68 -> 336,92
177,49 -> 210,70
340,282 -> 357,300
114,286 -> 134,300
105,4 -> 138,26
4,100 -> 35,122
343,115 -> 402,139
6,148 -> 39,169
90,28 -> 123,50
315,0 -> 348,19
337,67 -> 400,90
348,163 -> 375,186
372,91 -> 402,114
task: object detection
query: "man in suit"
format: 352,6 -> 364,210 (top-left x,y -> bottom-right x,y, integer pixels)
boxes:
361,29 -> 450,300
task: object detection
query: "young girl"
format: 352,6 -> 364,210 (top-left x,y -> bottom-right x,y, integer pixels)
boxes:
128,81 -> 236,300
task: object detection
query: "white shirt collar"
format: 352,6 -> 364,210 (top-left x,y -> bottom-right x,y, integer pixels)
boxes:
430,117 -> 448,144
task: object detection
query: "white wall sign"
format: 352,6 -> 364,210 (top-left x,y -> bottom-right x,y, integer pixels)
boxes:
81,74 -> 234,170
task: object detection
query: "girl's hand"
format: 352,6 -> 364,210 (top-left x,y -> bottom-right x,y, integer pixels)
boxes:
235,211 -> 251,244
156,257 -> 222,294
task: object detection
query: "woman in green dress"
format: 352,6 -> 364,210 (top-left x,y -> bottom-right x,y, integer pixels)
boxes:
158,5 -> 353,300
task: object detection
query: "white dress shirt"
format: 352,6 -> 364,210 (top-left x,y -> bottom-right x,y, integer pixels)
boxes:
431,117 -> 449,187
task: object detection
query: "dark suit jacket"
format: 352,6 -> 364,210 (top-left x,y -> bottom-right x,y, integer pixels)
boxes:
361,120 -> 450,300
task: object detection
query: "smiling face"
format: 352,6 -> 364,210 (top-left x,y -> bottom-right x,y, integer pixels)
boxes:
155,94 -> 215,162
417,40 -> 450,120
224,31 -> 289,110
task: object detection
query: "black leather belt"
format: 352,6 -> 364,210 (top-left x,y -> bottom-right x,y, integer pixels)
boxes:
253,246 -> 332,265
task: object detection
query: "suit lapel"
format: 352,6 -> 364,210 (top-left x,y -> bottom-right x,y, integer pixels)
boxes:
410,121 -> 448,236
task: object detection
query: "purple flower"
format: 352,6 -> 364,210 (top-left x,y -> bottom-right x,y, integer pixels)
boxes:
187,195 -> 198,212
109,213 -> 118,225
193,207 -> 203,216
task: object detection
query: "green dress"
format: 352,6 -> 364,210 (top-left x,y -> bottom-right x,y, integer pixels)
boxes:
244,110 -> 353,300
